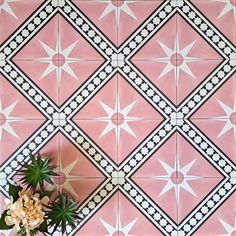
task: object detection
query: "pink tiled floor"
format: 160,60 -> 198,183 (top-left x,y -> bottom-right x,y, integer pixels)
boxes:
0,0 -> 236,235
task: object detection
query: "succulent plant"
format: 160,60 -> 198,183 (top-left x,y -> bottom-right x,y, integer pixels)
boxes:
45,193 -> 81,234
19,153 -> 58,194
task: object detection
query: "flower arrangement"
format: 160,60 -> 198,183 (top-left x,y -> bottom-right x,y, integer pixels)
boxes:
0,153 -> 81,235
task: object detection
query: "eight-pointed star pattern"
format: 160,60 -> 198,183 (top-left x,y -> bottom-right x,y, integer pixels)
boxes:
0,0 -> 235,235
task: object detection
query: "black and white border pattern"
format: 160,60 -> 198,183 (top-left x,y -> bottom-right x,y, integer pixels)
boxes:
0,0 -> 235,235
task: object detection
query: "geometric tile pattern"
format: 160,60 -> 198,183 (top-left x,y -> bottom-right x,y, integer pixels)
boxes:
0,0 -> 236,235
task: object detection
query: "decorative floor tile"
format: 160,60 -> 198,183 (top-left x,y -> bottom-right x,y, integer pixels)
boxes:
191,0 -> 236,46
71,0 -> 118,46
0,0 -> 236,235
0,0 -> 45,45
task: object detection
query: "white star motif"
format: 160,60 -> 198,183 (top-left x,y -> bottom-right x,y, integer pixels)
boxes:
213,0 -> 236,23
0,0 -> 23,19
96,95 -> 142,142
97,0 -> 137,25
47,154 -> 79,198
36,35 -> 81,83
0,99 -> 21,141
212,96 -> 236,141
155,153 -> 200,204
217,217 -> 236,236
152,35 -> 201,84
100,212 -> 137,236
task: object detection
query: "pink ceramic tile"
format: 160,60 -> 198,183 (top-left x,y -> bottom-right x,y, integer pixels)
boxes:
133,133 -> 176,177
131,61 -> 177,105
58,133 -> 105,178
0,74 -> 45,119
131,13 -> 177,60
193,187 -> 236,235
117,0 -> 162,46
118,191 -> 164,235
192,73 -> 236,118
177,133 -> 224,177
74,192 -> 118,236
13,60 -> 59,105
73,75 -> 118,119
59,61 -> 104,106
13,14 -> 58,60
191,0 -> 236,46
177,60 -> 223,105
118,73 -> 164,119
177,14 -> 223,60
72,0 -> 118,46
50,178 -> 104,205
191,119 -> 236,165
58,14 -> 104,61
0,120 -> 45,168
134,178 -> 178,223
0,0 -> 44,45
178,178 -> 224,224
118,119 -> 163,164
74,120 -> 117,164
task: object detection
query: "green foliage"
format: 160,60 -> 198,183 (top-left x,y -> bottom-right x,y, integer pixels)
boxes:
45,193 -> 81,234
0,210 -> 14,230
19,153 -> 58,194
8,182 -> 22,202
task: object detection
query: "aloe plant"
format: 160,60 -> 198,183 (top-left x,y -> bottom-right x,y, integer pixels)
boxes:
19,153 -> 58,193
45,193 -> 81,234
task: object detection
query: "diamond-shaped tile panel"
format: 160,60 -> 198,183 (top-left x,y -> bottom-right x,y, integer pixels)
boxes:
0,0 -> 45,45
117,0 -> 163,46
0,74 -> 45,119
191,0 -> 236,46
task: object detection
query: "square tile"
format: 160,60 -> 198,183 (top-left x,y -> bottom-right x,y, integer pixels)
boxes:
73,74 -> 118,119
12,60 -> 59,106
188,119 -> 236,166
119,120 -> 173,170
0,73 -> 47,119
74,191 -> 118,236
117,0 -> 164,46
72,120 -> 118,168
0,0 -> 46,45
190,0 -> 236,47
178,178 -> 236,235
70,0 -> 118,47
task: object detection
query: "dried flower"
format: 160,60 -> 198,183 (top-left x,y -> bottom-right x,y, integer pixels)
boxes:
4,190 -> 49,235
